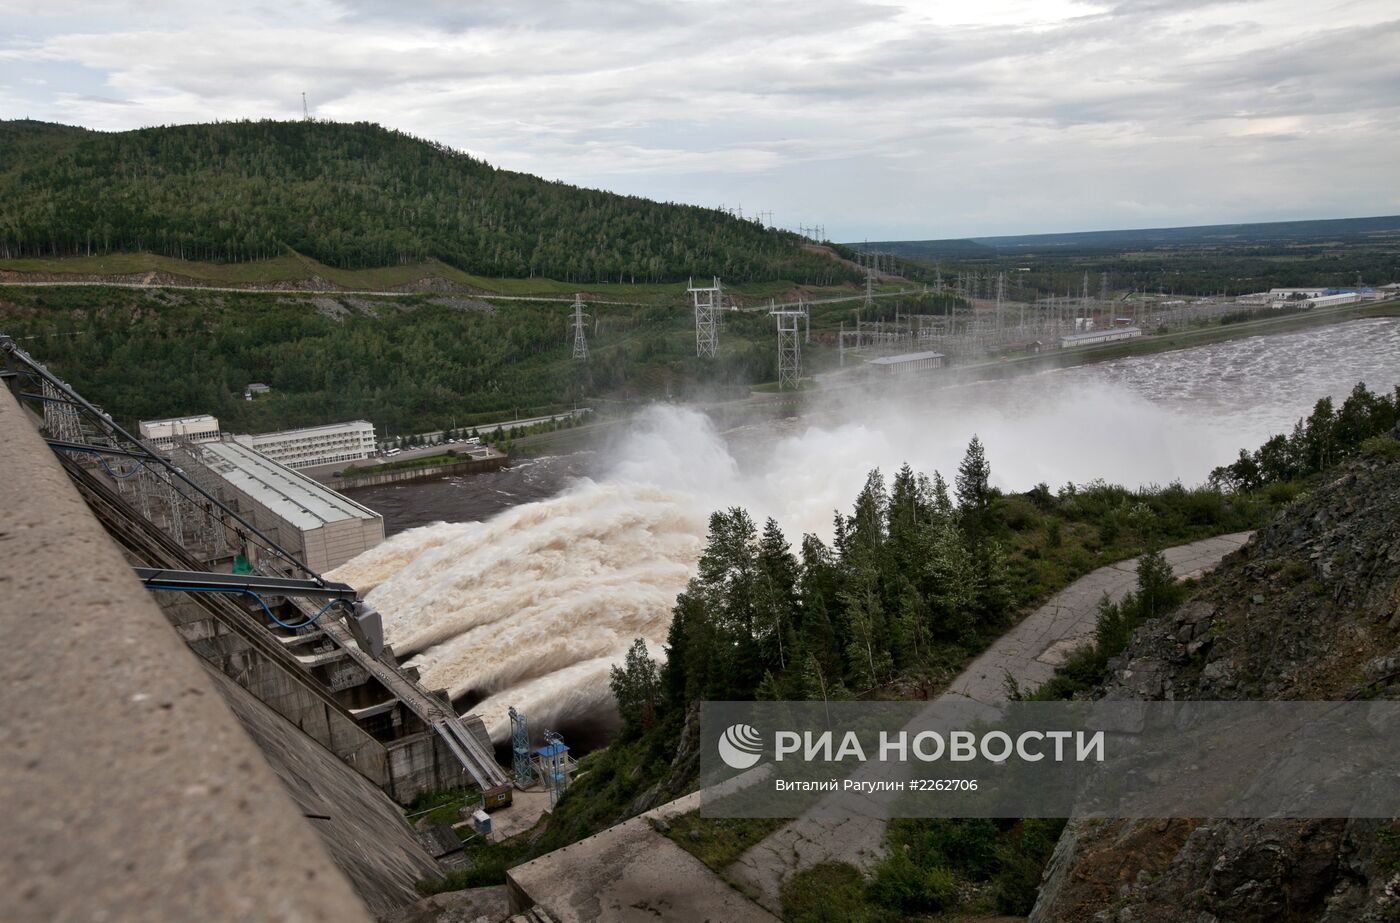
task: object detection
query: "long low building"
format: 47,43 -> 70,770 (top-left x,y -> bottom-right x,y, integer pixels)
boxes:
176,439 -> 384,573
1305,292 -> 1362,309
237,420 -> 377,470
1059,327 -> 1142,349
865,350 -> 946,376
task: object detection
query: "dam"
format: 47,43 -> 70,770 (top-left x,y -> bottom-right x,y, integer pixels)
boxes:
0,337 -> 524,917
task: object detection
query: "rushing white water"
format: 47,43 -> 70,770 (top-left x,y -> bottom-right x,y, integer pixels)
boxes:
329,318 -> 1400,740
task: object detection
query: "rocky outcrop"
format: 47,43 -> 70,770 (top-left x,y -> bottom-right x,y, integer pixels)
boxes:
1032,448 -> 1400,923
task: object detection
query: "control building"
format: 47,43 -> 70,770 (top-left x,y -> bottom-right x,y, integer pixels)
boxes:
237,420 -> 377,470
138,414 -> 222,449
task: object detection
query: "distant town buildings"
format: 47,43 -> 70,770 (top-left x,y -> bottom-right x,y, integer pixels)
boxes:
235,420 -> 377,470
138,414 -> 222,449
173,439 -> 383,572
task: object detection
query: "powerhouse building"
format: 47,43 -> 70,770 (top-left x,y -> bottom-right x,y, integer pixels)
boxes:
174,439 -> 384,573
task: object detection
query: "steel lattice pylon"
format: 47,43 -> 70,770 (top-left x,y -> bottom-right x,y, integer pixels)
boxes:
688,276 -> 722,358
771,303 -> 808,390
569,294 -> 589,361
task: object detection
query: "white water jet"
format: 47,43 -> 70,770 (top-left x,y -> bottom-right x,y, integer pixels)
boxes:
329,318 -> 1400,741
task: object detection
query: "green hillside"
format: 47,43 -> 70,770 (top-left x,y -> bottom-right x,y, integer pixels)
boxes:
0,119 -> 854,286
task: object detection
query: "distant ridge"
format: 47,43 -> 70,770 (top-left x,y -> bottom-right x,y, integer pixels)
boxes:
0,119 -> 854,285
853,215 -> 1400,261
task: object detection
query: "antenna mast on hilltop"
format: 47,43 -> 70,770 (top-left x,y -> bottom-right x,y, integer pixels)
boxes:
689,276 -> 722,358
302,92 -> 311,121
570,294 -> 590,361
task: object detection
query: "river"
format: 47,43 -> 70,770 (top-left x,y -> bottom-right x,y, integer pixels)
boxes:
330,317 -> 1400,745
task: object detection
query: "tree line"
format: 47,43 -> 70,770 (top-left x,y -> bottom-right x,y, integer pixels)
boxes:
0,119 -> 858,285
1211,382 -> 1400,491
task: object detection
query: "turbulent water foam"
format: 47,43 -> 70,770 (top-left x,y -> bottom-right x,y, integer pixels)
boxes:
330,318 -> 1400,741
329,443 -> 712,740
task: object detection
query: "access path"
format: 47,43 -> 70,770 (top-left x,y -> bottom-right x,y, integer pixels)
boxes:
726,531 -> 1254,913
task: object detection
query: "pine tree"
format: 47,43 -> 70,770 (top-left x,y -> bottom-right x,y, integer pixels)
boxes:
609,638 -> 661,736
955,436 -> 992,514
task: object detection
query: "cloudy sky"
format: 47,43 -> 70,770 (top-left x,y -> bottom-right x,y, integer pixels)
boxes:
2,0 -> 1397,240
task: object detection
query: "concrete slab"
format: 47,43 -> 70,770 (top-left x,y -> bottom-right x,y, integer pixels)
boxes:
380,885 -> 510,923
491,788 -> 552,841
507,794 -> 777,923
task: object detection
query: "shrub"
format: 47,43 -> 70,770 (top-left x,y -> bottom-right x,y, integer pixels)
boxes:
866,851 -> 957,914
781,862 -> 885,923
1361,435 -> 1400,460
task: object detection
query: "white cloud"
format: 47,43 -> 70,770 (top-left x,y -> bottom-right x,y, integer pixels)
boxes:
0,0 -> 1397,238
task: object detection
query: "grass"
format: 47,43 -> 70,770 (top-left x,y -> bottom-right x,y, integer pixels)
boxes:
0,249 -> 868,302
782,863 -> 893,923
420,836 -> 536,895
663,813 -> 786,871
405,787 -> 480,829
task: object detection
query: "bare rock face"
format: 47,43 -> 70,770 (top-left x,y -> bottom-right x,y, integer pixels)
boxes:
1032,450 -> 1400,923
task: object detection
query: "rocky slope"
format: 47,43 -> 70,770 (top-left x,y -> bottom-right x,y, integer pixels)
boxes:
1031,445 -> 1400,923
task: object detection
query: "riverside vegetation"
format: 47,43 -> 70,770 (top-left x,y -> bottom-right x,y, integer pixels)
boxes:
423,434 -> 1270,908
420,381 -> 1400,920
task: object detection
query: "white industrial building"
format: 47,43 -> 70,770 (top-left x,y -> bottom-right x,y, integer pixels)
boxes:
139,414 -> 222,449
1305,292 -> 1362,309
175,439 -> 384,573
865,350 -> 946,376
236,420 -> 377,470
1059,327 -> 1142,349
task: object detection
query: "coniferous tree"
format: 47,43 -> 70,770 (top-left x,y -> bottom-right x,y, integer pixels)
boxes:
609,638 -> 661,736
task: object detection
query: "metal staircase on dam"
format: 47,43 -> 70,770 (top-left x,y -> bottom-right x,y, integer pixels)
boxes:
1,336 -> 511,801
61,449 -> 510,795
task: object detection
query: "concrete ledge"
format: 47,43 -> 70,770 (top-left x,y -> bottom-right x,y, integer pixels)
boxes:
0,387 -> 373,923
507,792 -> 778,923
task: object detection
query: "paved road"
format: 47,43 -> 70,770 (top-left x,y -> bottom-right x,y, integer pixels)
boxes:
0,278 -> 656,306
726,531 -> 1254,914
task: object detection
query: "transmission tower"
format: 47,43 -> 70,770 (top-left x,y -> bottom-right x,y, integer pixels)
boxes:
569,293 -> 589,361
995,271 -> 1006,332
863,249 -> 876,314
771,302 -> 808,390
689,276 -> 722,358
302,92 -> 311,121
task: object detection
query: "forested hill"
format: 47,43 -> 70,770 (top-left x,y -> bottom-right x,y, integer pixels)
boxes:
0,119 -> 852,285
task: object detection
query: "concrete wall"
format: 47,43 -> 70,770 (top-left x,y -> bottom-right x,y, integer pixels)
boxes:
204,667 -> 443,917
0,385 -> 374,923
331,454 -> 506,490
304,515 -> 385,574
156,590 -> 394,787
